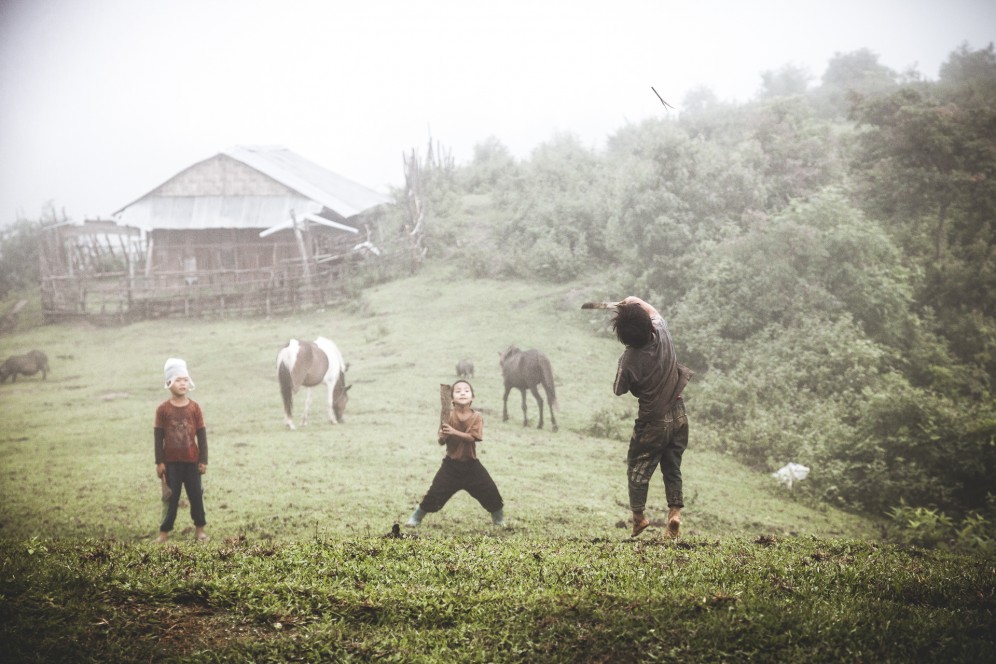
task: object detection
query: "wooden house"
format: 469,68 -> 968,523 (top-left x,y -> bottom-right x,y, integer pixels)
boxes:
40,146 -> 393,321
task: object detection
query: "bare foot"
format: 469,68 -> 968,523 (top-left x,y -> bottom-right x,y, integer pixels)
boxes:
631,516 -> 650,538
156,532 -> 169,543
667,508 -> 681,538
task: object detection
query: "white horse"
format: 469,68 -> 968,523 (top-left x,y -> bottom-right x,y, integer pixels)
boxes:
276,337 -> 349,429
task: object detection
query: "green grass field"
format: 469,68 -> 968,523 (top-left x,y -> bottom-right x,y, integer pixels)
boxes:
0,265 -> 865,542
1,266 -> 992,662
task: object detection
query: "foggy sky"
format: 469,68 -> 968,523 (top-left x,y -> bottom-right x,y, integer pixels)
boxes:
0,0 -> 993,226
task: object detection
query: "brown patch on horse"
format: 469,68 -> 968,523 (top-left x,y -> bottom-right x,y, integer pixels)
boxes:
293,341 -> 330,390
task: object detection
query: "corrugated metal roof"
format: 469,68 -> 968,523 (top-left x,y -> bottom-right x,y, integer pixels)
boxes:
113,145 -> 392,231
115,195 -> 326,232
225,146 -> 391,217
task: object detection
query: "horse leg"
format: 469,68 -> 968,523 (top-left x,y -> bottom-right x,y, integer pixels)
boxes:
520,388 -> 531,428
302,387 -> 312,427
284,401 -> 296,430
546,385 -> 558,433
503,385 -> 513,422
529,385 -> 544,429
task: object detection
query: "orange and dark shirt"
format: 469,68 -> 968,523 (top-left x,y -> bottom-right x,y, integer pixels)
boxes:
439,409 -> 484,461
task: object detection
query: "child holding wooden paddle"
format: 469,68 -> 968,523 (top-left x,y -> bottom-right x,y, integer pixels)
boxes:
405,380 -> 506,528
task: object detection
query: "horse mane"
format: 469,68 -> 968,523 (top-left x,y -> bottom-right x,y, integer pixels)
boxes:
333,370 -> 347,398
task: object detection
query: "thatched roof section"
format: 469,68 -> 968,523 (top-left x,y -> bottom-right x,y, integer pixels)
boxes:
113,146 -> 392,232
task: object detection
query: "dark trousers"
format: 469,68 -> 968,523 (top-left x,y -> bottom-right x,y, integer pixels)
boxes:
160,462 -> 206,532
627,400 -> 688,512
420,457 -> 504,514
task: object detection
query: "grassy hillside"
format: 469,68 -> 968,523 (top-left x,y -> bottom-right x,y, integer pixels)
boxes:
1,268 -> 994,662
0,265 -> 868,542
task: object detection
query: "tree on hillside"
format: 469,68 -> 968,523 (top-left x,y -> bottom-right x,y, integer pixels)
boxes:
822,48 -> 897,91
848,44 -> 996,384
392,137 -> 461,271
461,136 -> 519,194
814,48 -> 899,118
681,86 -> 720,113
674,190 -> 916,370
938,41 -> 996,104
491,132 -> 611,281
0,205 -> 67,298
759,63 -> 812,99
604,117 -> 767,302
749,97 -> 846,207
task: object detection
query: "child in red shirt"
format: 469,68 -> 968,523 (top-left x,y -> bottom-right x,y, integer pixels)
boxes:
155,358 -> 208,542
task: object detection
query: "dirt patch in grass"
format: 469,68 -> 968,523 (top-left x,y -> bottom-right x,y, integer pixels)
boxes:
138,604 -> 280,659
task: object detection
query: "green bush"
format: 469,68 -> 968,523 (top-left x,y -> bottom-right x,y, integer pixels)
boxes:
886,499 -> 996,554
581,407 -> 633,441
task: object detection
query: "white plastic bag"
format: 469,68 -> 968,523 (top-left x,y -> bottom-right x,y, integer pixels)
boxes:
772,462 -> 810,489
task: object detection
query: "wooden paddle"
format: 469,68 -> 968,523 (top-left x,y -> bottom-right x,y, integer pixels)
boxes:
439,383 -> 451,444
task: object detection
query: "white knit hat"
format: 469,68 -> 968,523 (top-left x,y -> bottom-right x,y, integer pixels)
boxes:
163,358 -> 195,390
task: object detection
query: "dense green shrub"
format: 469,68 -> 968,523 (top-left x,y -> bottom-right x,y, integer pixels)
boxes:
887,499 -> 996,553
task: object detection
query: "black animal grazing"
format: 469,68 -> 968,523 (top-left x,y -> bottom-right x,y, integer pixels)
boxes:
456,359 -> 474,379
0,350 -> 49,383
499,346 -> 558,432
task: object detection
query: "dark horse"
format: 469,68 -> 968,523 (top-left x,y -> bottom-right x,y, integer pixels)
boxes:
276,337 -> 349,429
499,346 -> 558,432
0,350 -> 48,383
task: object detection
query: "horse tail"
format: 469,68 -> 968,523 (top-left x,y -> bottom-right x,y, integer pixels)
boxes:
541,356 -> 558,410
279,361 -> 294,418
277,346 -> 296,418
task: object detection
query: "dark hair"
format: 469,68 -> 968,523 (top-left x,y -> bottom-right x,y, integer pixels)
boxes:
451,380 -> 474,398
612,303 -> 653,347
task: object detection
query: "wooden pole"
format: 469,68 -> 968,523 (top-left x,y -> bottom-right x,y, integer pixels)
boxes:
145,237 -> 155,278
290,210 -> 315,303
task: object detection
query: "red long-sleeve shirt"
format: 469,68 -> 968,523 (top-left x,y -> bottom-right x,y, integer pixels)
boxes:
154,400 -> 207,464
